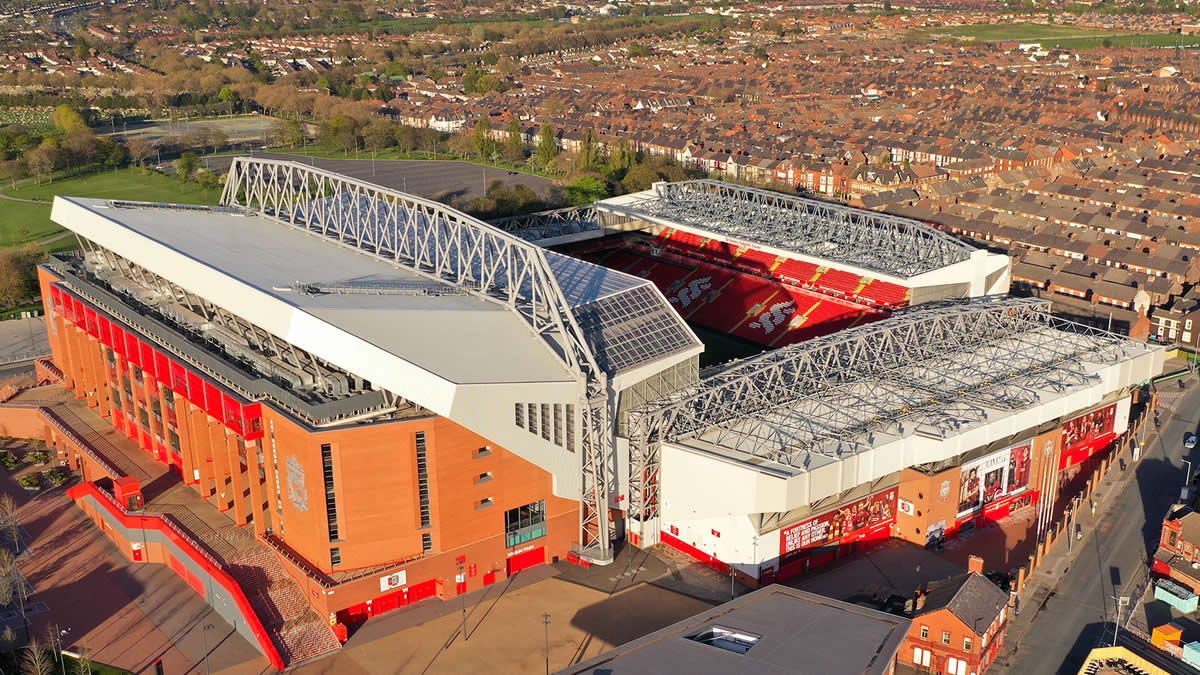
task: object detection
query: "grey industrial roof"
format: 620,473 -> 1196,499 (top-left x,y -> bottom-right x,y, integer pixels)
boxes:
559,585 -> 911,675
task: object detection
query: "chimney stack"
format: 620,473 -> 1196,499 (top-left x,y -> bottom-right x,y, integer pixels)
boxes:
915,591 -> 927,611
968,555 -> 985,576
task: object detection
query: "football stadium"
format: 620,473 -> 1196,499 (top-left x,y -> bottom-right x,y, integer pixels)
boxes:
1,158 -> 1163,667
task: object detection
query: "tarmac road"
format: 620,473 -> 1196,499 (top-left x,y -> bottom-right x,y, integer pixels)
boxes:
1001,380 -> 1200,674
204,152 -> 556,203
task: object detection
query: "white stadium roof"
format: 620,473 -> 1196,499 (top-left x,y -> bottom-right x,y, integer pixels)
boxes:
597,180 -> 978,279
625,297 -> 1163,520
51,194 -> 700,389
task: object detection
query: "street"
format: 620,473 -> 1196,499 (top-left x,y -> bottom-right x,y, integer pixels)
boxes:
1001,380 -> 1200,675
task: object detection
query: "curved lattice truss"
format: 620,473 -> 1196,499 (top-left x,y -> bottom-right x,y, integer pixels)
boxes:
221,158 -> 613,559
623,297 -> 1150,524
612,179 -> 976,278
490,206 -> 603,242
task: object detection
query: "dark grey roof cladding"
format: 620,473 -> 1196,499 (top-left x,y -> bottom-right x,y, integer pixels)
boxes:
559,585 -> 911,675
915,572 -> 1007,635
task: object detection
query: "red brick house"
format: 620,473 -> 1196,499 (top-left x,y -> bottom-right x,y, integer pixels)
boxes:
900,557 -> 1009,675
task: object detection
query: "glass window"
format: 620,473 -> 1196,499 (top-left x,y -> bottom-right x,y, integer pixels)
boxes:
330,547 -> 341,567
964,637 -> 971,653
942,631 -> 951,646
920,626 -> 928,640
504,500 -> 547,548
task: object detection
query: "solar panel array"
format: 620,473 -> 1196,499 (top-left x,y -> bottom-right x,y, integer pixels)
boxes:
572,283 -> 699,374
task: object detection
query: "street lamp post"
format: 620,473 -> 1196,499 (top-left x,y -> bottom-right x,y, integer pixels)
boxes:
201,623 -> 214,675
543,612 -> 551,675
1114,596 -> 1130,647
1185,459 -> 1194,487
54,626 -> 70,672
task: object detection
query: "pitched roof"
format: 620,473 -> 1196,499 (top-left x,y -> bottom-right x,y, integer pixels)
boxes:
915,573 -> 1007,636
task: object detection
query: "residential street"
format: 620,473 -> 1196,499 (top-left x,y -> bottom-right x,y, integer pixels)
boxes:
1000,378 -> 1200,674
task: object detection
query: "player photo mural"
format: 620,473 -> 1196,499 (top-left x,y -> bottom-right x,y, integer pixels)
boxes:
1061,404 -> 1117,451
957,441 -> 1033,517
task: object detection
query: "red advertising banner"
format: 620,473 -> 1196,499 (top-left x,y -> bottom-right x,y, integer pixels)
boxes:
780,489 -> 897,556
1062,403 -> 1116,451
1059,402 -> 1118,470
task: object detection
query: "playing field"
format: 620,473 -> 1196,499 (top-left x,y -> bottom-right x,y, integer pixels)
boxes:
0,168 -> 221,250
904,22 -> 1199,49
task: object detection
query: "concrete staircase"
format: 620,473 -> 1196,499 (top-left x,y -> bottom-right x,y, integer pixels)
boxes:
227,549 -> 341,666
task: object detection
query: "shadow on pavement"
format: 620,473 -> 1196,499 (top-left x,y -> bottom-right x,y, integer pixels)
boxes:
1057,621 -> 1109,675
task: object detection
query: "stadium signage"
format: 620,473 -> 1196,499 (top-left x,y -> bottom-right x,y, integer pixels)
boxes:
380,571 -> 407,592
507,545 -> 535,558
779,489 -> 897,556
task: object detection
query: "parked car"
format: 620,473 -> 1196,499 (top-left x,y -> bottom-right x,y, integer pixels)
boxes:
1186,432 -> 1197,450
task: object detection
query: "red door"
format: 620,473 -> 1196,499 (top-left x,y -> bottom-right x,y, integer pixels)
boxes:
132,547 -> 143,562
506,547 -> 545,575
373,592 -> 399,615
483,571 -> 497,586
408,579 -> 439,604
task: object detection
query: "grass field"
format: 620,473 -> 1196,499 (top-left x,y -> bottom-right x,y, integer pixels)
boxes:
0,168 -> 221,250
904,22 -> 1200,49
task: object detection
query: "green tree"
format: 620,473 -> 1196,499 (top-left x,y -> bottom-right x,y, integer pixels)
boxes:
610,140 -> 636,173
628,43 -> 651,58
462,65 -> 485,94
280,120 -> 305,147
565,176 -> 610,205
50,105 -> 87,133
175,151 -> 199,181
504,118 -> 524,163
218,86 -> 240,106
471,117 -> 495,158
363,118 -> 395,153
384,61 -> 409,78
196,168 -> 221,191
578,128 -> 598,171
536,123 -> 558,169
622,165 -> 662,192
319,115 -> 359,153
751,45 -> 769,60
